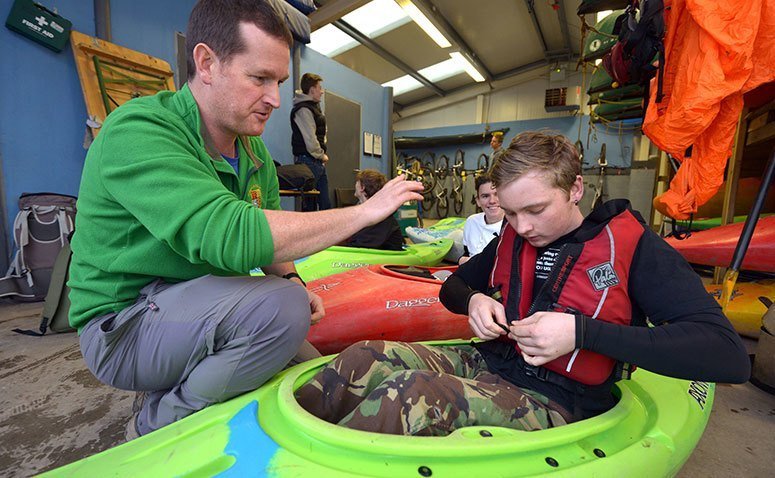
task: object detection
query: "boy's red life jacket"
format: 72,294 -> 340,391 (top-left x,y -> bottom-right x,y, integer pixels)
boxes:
489,209 -> 644,385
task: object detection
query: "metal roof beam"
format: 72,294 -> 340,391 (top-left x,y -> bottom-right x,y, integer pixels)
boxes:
556,0 -> 573,54
523,0 -> 549,53
491,59 -> 550,82
309,0 -> 370,31
333,19 -> 445,98
412,0 -> 493,83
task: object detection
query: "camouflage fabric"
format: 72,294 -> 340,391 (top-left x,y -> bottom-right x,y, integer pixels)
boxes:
295,340 -> 567,436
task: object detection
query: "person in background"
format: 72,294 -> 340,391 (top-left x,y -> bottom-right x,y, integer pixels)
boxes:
458,172 -> 503,264
292,72 -> 331,211
346,169 -> 405,251
294,131 -> 750,436
489,131 -> 504,162
70,0 -> 423,441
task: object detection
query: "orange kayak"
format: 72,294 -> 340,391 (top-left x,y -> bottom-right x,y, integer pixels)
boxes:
306,265 -> 471,354
665,216 -> 775,273
705,281 -> 774,339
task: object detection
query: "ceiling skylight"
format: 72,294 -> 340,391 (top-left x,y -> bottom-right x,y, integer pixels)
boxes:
345,0 -> 410,37
382,58 -> 466,96
596,10 -> 613,22
308,0 -> 411,57
382,76 -> 423,96
308,24 -> 358,57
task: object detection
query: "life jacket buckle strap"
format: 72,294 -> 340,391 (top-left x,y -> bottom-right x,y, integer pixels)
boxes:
619,362 -> 636,380
524,364 -> 550,381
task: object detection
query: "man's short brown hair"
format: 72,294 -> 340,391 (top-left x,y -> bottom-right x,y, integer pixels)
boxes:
356,169 -> 387,199
300,73 -> 323,94
186,0 -> 293,80
491,131 -> 580,193
474,172 -> 493,193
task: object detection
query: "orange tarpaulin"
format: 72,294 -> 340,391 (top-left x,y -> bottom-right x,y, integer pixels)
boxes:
643,0 -> 775,220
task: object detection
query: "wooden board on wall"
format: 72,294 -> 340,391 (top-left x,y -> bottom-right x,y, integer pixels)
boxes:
70,31 -> 176,138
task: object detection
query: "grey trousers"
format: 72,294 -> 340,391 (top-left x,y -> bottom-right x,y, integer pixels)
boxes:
79,274 -> 319,435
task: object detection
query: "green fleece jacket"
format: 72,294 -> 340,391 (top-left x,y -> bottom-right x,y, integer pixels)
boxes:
68,84 -> 280,332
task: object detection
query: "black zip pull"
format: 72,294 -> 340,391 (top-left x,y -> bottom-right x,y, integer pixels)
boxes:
485,285 -> 509,332
551,302 -> 579,314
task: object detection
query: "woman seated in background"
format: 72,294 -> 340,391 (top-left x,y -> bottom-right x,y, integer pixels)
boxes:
345,169 -> 405,251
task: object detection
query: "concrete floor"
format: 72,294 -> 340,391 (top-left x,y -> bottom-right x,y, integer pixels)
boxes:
0,302 -> 773,478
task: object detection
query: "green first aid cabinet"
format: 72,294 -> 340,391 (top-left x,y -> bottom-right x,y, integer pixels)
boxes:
5,0 -> 72,52
394,201 -> 419,236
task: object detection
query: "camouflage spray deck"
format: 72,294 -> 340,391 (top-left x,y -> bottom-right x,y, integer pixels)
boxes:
43,341 -> 715,478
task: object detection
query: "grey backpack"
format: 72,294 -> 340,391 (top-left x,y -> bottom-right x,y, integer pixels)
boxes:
0,193 -> 76,302
13,238 -> 75,336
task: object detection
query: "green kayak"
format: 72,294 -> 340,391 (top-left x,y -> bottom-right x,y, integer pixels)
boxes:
593,98 -> 643,118
588,67 -> 614,94
422,217 -> 466,231
679,213 -> 774,231
45,341 -> 714,478
581,11 -> 623,62
254,239 -> 453,282
406,217 -> 465,262
588,84 -> 644,104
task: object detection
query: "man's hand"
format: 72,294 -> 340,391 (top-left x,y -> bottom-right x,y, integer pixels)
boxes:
285,274 -> 325,325
321,153 -> 329,164
467,293 -> 508,340
359,175 -> 423,224
308,289 -> 325,325
509,311 -> 576,366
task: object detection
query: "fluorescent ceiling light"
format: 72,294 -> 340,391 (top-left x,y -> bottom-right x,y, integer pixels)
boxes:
449,52 -> 485,82
382,58 -> 466,96
308,0 -> 410,57
395,0 -> 451,48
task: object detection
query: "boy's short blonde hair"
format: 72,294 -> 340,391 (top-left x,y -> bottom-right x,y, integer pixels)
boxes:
491,131 -> 580,194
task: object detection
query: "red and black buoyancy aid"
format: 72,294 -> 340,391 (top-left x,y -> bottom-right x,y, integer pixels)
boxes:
489,209 -> 644,386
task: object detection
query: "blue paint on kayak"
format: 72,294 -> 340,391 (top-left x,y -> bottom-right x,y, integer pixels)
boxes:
217,401 -> 279,477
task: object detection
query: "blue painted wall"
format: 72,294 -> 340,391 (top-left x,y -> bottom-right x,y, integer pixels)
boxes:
110,1 -> 196,72
0,0 -> 94,260
0,1 -> 392,251
395,117 -> 637,170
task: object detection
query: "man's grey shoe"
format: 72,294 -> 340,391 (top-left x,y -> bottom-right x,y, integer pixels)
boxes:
124,414 -> 140,441
125,391 -> 146,442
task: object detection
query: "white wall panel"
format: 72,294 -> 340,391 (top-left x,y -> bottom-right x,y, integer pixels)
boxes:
395,70 -> 590,130
486,86 -> 519,123
394,98 -> 477,131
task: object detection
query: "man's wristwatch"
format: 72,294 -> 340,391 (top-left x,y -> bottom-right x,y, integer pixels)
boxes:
282,272 -> 307,287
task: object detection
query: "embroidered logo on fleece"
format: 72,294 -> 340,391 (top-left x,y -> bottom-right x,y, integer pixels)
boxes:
249,185 -> 262,208
587,262 -> 619,291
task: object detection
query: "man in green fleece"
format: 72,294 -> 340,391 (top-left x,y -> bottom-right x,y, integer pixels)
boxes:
70,0 -> 423,440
